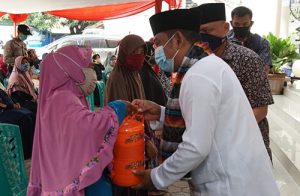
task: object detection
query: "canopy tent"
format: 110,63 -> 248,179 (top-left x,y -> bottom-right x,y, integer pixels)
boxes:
46,1 -> 156,21
0,0 -> 181,37
0,0 -> 181,22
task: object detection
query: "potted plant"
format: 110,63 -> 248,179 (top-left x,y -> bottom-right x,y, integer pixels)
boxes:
264,32 -> 300,94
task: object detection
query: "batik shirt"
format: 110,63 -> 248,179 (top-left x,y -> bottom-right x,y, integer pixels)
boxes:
228,30 -> 272,66
221,41 -> 274,159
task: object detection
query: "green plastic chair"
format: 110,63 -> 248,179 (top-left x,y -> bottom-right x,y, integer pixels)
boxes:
0,123 -> 28,196
86,92 -> 95,111
101,71 -> 106,84
96,81 -> 105,107
3,78 -> 7,89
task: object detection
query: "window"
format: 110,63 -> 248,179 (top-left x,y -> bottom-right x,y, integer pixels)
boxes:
57,40 -> 79,49
106,39 -> 119,48
82,38 -> 107,48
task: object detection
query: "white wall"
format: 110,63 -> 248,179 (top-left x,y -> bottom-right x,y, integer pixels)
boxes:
194,0 -> 289,38
103,2 -> 170,41
103,0 -> 292,40
0,25 -> 14,43
241,0 -> 283,37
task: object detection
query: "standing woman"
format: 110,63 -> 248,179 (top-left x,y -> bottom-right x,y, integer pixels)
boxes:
105,34 -> 146,104
105,34 -> 155,196
27,45 -> 131,196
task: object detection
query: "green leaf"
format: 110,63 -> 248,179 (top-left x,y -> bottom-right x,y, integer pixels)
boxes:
264,32 -> 300,73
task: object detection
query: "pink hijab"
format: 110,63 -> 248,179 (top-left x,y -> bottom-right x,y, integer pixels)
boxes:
6,56 -> 37,100
27,45 -> 119,196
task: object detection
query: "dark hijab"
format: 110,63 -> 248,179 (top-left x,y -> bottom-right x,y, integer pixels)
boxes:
139,41 -> 167,106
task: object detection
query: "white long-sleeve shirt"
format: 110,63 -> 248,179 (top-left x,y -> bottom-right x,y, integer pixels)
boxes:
151,54 -> 279,196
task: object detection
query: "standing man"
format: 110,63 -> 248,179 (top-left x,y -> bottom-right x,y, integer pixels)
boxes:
4,24 -> 32,74
132,9 -> 279,196
228,6 -> 272,74
192,3 -> 274,161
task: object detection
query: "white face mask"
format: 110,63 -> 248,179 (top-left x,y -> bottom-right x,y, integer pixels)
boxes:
79,68 -> 97,96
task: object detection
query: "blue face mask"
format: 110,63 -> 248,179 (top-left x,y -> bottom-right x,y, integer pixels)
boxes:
154,34 -> 179,73
19,35 -> 28,41
20,63 -> 30,72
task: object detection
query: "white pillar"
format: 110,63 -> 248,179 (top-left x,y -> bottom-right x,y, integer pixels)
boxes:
280,1 -> 290,38
275,0 -> 282,36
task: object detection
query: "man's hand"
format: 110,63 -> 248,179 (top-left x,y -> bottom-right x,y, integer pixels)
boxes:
13,103 -> 21,109
252,106 -> 268,123
145,140 -> 158,160
132,99 -> 161,121
132,169 -> 155,190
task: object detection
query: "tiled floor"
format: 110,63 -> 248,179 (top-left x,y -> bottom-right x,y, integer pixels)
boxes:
24,154 -> 300,196
161,87 -> 300,195
161,154 -> 300,195
24,85 -> 300,195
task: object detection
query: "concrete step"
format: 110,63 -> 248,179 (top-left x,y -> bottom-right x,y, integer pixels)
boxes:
272,151 -> 300,196
284,83 -> 300,103
271,95 -> 300,128
268,94 -> 300,186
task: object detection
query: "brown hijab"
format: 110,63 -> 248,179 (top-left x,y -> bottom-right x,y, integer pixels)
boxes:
104,34 -> 146,104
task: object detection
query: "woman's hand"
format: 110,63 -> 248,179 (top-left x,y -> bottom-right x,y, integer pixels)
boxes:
108,100 -> 137,125
132,99 -> 161,121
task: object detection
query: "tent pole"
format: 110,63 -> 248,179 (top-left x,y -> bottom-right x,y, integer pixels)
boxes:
13,22 -> 17,37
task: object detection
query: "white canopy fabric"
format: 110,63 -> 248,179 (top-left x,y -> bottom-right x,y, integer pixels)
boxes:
0,0 -> 141,14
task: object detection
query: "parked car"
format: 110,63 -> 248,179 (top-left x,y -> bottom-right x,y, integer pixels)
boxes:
82,28 -> 105,35
25,27 -> 67,49
36,34 -> 121,63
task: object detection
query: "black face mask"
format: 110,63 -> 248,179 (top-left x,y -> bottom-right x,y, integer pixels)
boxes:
200,33 -> 225,51
233,26 -> 251,38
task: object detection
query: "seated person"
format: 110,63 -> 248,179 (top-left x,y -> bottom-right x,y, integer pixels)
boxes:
27,49 -> 40,79
92,53 -> 105,81
0,83 -> 35,160
6,56 -> 37,113
104,55 -> 116,78
0,54 -> 8,84
92,54 -> 105,106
